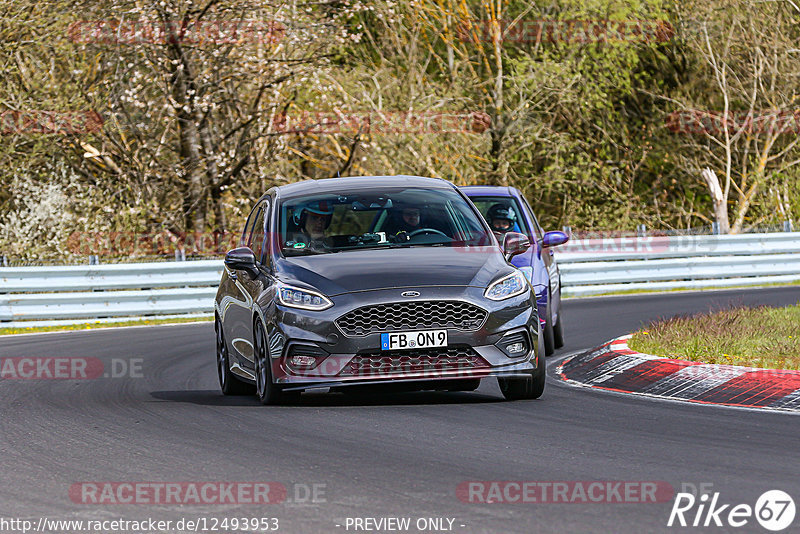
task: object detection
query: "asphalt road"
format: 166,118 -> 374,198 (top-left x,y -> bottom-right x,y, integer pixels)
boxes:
1,287 -> 799,534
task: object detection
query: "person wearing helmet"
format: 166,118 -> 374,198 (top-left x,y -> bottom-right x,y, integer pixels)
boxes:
487,203 -> 517,237
292,200 -> 334,250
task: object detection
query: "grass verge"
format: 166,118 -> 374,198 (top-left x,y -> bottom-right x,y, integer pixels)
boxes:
0,316 -> 213,336
628,304 -> 800,370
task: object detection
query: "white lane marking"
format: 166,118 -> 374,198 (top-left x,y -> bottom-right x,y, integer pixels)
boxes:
770,389 -> 800,410
589,355 -> 648,384
640,365 -> 747,399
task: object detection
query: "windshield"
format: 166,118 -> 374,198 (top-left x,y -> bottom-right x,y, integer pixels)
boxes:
278,187 -> 492,255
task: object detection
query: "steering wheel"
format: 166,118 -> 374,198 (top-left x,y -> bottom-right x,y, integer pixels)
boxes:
407,228 -> 449,238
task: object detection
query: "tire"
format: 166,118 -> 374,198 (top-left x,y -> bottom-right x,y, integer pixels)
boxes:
216,317 -> 254,396
498,330 -> 546,401
253,321 -> 291,405
542,292 -> 555,356
553,305 -> 565,349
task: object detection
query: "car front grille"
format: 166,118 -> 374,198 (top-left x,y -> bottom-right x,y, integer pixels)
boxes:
339,346 -> 489,377
335,300 -> 488,337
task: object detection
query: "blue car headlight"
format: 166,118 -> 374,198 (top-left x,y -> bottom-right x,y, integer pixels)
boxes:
277,282 -> 333,311
484,270 -> 528,301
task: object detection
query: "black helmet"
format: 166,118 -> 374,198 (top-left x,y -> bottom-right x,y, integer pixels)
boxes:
487,203 -> 516,223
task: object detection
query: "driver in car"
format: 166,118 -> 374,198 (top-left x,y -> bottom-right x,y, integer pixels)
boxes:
291,200 -> 334,250
398,208 -> 422,232
487,203 -> 517,239
388,207 -> 424,242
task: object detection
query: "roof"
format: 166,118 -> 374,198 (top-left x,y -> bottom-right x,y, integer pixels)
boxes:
460,185 -> 520,197
275,175 -> 454,198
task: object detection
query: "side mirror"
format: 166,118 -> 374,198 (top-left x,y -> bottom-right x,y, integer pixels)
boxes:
224,247 -> 258,277
542,230 -> 569,248
502,232 -> 530,260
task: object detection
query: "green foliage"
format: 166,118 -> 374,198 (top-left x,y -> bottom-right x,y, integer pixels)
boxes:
1,0 -> 798,259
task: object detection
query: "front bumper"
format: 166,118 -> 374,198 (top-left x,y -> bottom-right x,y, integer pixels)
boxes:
264,286 -> 541,391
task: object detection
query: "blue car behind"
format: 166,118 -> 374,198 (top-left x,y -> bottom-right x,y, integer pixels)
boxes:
461,186 -> 569,355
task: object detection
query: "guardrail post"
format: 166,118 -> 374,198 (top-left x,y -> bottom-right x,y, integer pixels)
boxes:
1,255 -> 6,267
784,220 -> 794,232
636,224 -> 647,238
711,222 -> 721,235
562,226 -> 572,237
89,255 -> 99,265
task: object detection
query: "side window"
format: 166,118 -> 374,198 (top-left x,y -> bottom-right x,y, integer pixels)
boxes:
241,204 -> 260,246
253,200 -> 270,261
248,201 -> 267,261
520,196 -> 543,241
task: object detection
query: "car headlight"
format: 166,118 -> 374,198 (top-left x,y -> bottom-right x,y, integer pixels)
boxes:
485,270 -> 528,301
277,282 -> 333,311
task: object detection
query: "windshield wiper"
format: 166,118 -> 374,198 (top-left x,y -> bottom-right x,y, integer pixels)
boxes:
281,247 -> 331,256
330,243 -> 406,252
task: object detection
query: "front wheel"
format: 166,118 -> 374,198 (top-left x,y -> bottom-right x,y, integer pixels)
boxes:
253,321 -> 291,405
498,332 -> 546,401
216,317 -> 254,396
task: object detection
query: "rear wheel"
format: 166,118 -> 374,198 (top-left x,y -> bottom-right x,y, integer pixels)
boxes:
542,292 -> 555,356
498,331 -> 546,401
553,305 -> 565,349
216,317 -> 253,395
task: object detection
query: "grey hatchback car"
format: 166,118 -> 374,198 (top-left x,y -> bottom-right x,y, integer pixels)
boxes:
214,175 -> 545,404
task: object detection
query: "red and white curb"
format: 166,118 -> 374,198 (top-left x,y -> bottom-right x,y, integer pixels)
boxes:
556,336 -> 800,412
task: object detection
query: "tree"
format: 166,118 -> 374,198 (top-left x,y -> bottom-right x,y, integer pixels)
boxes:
665,0 -> 800,233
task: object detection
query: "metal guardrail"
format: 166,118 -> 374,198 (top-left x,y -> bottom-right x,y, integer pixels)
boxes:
557,232 -> 800,297
1,232 -> 799,327
1,260 -> 222,328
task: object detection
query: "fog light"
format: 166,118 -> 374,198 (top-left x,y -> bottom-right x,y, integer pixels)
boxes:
290,355 -> 317,367
506,342 -> 525,354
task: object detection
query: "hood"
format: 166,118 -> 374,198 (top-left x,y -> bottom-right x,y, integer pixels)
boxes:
274,246 -> 512,296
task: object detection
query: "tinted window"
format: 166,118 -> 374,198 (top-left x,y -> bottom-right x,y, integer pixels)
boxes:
253,200 -> 270,261
518,195 -> 544,241
241,204 -> 261,246
278,187 -> 491,255
248,203 -> 267,261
